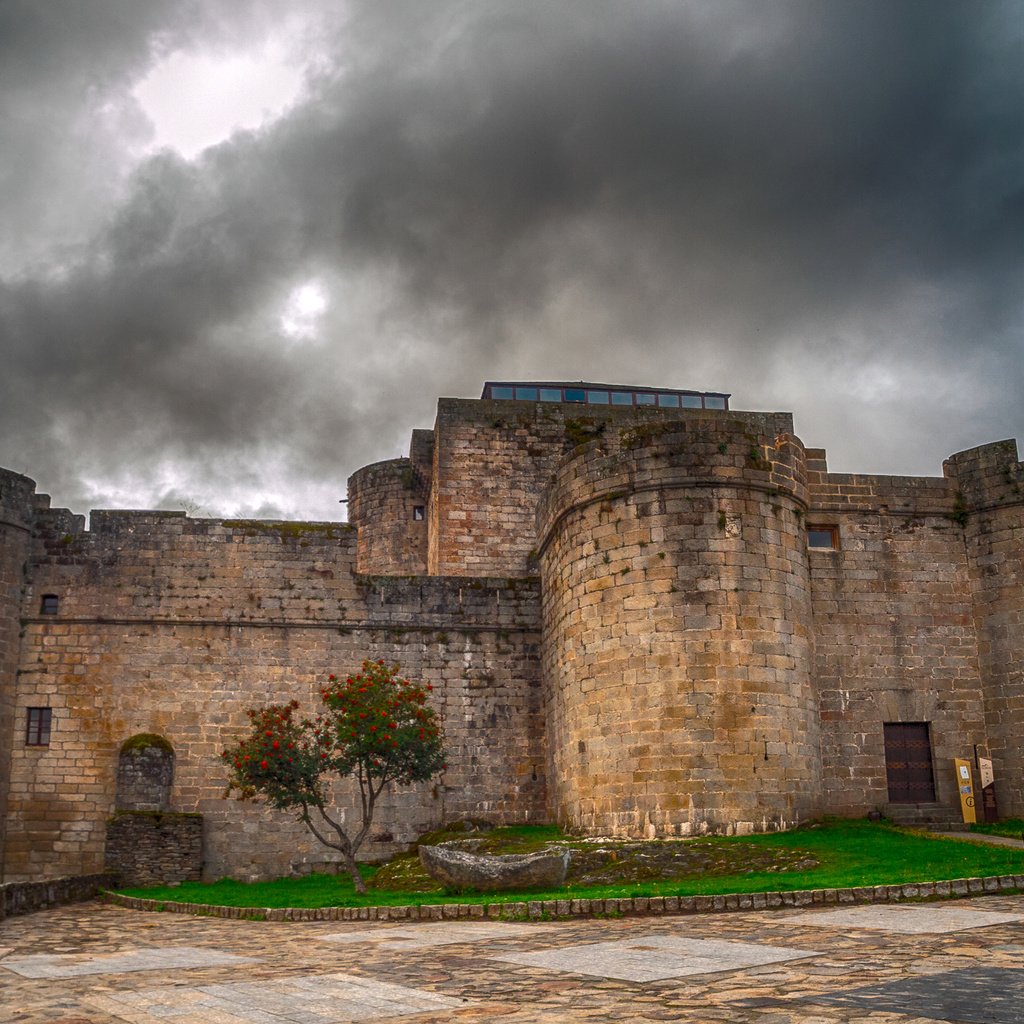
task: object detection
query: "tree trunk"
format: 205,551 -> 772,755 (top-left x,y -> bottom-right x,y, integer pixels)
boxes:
343,852 -> 367,894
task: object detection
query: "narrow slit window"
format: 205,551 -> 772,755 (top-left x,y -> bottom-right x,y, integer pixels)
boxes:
40,594 -> 59,615
26,707 -> 52,746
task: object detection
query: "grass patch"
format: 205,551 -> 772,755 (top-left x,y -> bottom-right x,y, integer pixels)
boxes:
972,818 -> 1024,842
116,819 -> 1024,909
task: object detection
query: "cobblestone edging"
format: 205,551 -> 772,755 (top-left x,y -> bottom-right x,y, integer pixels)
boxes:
2,872 -> 121,920
102,873 -> 1024,922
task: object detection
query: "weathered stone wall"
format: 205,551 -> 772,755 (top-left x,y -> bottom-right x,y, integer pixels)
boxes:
947,440 -> 1024,816
5,509 -> 544,882
538,412 -> 822,837
0,470 -> 37,878
347,458 -> 428,574
0,871 -> 119,920
427,398 -> 720,578
806,453 -> 988,816
116,735 -> 175,811
105,811 -> 202,887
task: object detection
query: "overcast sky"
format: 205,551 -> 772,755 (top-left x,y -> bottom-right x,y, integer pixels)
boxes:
1,1 -> 1022,521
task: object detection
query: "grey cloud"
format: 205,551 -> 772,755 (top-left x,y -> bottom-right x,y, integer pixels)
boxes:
1,0 -> 1022,518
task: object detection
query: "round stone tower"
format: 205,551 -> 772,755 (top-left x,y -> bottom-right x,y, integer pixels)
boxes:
945,440 -> 1024,818
346,458 -> 428,574
0,469 -> 37,873
536,413 -> 820,837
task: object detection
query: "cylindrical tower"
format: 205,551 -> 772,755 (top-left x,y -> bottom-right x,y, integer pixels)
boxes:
946,440 -> 1024,817
0,469 -> 37,877
537,414 -> 820,837
347,458 -> 428,574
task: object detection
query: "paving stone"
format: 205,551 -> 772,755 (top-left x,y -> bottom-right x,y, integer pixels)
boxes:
0,945 -> 257,978
4,895 -> 1024,1023
810,966 -> 1024,1024
786,904 -> 1024,934
318,921 -> 538,949
491,934 -> 823,982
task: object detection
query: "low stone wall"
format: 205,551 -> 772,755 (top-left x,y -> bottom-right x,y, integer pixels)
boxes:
1,872 -> 119,920
104,872 -> 1024,921
105,811 -> 202,887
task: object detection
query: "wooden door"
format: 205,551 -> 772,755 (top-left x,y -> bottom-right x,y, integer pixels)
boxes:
883,722 -> 936,803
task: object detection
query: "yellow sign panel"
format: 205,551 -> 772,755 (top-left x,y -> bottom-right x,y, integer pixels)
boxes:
954,758 -> 976,824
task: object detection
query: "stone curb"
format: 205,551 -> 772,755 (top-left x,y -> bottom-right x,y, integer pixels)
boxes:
101,873 -> 1024,922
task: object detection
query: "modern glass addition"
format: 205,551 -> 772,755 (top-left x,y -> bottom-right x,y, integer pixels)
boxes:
482,382 -> 730,409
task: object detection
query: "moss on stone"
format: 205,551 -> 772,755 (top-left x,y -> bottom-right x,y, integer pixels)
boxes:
120,733 -> 174,755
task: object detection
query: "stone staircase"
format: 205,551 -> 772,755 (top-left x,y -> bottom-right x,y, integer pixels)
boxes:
882,802 -> 970,832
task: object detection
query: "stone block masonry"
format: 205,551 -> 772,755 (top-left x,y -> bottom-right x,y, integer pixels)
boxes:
1,384 -> 1023,884
105,811 -> 202,887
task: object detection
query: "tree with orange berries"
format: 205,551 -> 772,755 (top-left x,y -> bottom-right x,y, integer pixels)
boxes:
222,660 -> 445,893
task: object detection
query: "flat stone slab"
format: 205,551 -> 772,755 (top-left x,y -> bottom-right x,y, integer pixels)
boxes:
86,971 -> 472,1024
320,921 -> 538,949
0,945 -> 257,978
493,934 -> 822,982
811,965 -> 1024,1024
787,904 -> 1024,934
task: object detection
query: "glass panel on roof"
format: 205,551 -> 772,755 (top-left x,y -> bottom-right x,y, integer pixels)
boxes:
658,393 -> 680,407
635,392 -> 656,405
611,391 -> 633,405
515,386 -> 539,400
681,394 -> 702,408
587,390 -> 609,404
704,396 -> 726,409
539,388 -> 562,402
565,388 -> 585,402
491,386 -> 514,399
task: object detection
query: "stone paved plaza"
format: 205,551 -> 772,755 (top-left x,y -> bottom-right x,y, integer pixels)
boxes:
1,895 -> 1023,1023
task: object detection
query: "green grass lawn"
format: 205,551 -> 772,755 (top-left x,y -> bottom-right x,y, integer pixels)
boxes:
972,818 -> 1024,841
116,819 -> 1024,909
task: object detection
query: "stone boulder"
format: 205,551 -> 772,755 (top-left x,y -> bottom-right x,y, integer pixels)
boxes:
419,844 -> 570,892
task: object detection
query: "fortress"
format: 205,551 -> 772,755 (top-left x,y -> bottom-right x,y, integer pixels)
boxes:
1,381 -> 1022,884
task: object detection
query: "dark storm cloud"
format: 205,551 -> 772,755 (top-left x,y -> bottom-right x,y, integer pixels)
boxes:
1,0 -> 1022,518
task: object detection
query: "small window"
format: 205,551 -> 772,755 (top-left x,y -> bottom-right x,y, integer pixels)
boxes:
808,526 -> 839,550
564,388 -> 586,403
681,394 -> 702,408
635,392 -> 657,405
658,393 -> 680,407
586,390 -> 609,404
611,391 -> 633,405
489,386 -> 514,399
26,707 -> 52,746
704,395 -> 727,409
539,388 -> 562,402
514,386 -> 538,401
40,594 -> 59,615
412,505 -> 425,521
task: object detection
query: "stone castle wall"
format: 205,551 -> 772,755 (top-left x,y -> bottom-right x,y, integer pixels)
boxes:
538,413 -> 821,836
4,506 -> 544,882
805,455 -> 989,815
2,392 -> 1022,883
948,440 -> 1024,816
0,470 -> 37,877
